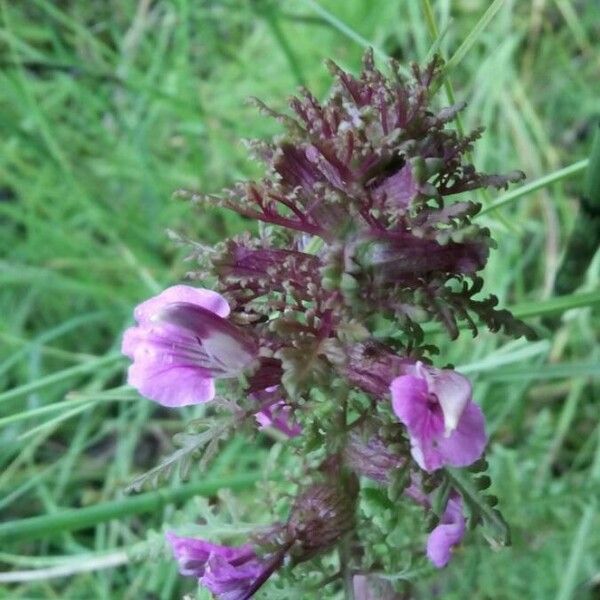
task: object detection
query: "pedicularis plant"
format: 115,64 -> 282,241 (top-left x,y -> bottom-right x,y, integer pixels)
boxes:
122,51 -> 534,599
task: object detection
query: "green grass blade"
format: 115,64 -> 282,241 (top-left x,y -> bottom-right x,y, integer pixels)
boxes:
0,353 -> 122,405
444,0 -> 507,75
301,0 -> 389,62
478,159 -> 589,216
0,474 -> 264,542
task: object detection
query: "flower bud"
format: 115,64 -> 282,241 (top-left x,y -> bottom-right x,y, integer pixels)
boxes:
344,341 -> 409,396
343,428 -> 404,484
287,480 -> 358,563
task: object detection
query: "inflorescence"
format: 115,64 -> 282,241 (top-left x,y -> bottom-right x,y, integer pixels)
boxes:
122,50 -> 532,599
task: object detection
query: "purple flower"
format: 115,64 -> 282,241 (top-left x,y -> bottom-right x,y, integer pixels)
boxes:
166,532 -> 271,600
122,285 -> 258,407
255,397 -> 301,438
390,362 -> 487,472
426,494 -> 466,567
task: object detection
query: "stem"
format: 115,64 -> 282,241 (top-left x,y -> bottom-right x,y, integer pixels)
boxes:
339,387 -> 355,599
340,537 -> 355,600
0,473 -> 262,543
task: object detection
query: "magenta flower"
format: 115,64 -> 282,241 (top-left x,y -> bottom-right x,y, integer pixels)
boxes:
426,494 -> 466,567
166,532 -> 271,600
255,398 -> 301,438
390,362 -> 486,472
122,285 -> 258,407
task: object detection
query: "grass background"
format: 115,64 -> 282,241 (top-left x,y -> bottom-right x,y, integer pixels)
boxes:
0,0 -> 599,598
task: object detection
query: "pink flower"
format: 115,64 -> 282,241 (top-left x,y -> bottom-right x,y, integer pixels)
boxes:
255,399 -> 301,438
122,285 -> 258,407
426,494 -> 466,567
166,532 -> 270,600
390,362 -> 486,472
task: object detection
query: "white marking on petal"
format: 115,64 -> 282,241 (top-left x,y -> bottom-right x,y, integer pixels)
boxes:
431,369 -> 472,436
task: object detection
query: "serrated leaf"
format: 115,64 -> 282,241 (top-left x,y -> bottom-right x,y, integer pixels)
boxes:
277,345 -> 327,398
126,423 -> 232,492
445,467 -> 511,547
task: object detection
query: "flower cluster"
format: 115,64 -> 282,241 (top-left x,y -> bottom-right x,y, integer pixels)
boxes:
122,51 -> 530,598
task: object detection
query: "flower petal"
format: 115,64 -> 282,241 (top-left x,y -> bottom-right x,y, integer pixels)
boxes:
426,496 -> 466,567
133,285 -> 230,325
430,368 -> 472,435
201,553 -> 263,600
374,163 -> 417,209
128,362 -> 215,407
391,374 -> 444,442
122,324 -> 215,407
434,401 -> 487,468
166,532 -> 254,578
408,435 -> 444,472
256,400 -> 301,438
157,302 -> 258,376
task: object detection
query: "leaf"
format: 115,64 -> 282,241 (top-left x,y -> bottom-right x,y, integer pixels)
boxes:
445,467 -> 510,547
126,422 -> 232,492
276,345 -> 328,398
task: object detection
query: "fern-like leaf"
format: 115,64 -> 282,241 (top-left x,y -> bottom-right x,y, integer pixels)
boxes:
445,466 -> 510,547
126,421 -> 232,493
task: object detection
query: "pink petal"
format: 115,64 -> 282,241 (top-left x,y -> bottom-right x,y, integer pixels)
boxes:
157,302 -> 258,375
435,401 -> 487,468
255,401 -> 301,438
408,436 -> 444,472
408,402 -> 486,472
429,368 -> 472,435
426,496 -> 466,567
122,324 -> 215,406
390,375 -> 428,430
128,361 -> 215,407
133,285 -> 230,325
391,374 -> 444,442
121,287 -> 256,407
166,532 -> 256,579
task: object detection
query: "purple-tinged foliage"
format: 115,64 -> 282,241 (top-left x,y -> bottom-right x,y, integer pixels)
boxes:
123,50 -> 526,596
344,341 -> 410,396
181,50 -> 532,341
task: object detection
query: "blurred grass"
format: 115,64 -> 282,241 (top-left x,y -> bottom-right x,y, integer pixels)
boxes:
0,0 -> 599,598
